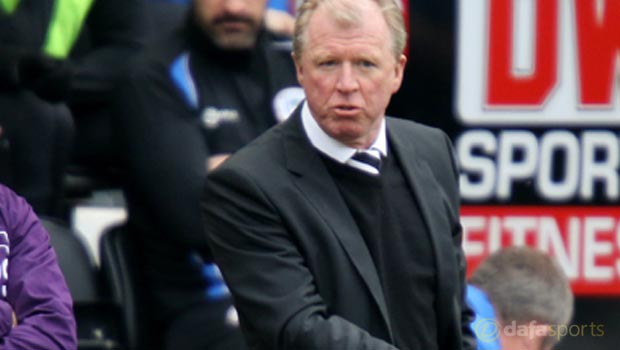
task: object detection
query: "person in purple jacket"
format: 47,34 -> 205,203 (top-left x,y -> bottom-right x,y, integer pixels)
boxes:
0,184 -> 76,349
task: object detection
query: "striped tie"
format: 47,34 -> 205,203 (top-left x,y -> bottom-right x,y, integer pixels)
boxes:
349,151 -> 382,175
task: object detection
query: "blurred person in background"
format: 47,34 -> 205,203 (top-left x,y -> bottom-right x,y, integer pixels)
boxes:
0,0 -> 74,215
0,183 -> 76,349
468,247 -> 574,350
0,0 -> 145,216
115,0 -> 301,348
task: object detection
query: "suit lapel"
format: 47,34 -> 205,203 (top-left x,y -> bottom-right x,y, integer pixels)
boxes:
281,110 -> 394,339
387,119 -> 457,339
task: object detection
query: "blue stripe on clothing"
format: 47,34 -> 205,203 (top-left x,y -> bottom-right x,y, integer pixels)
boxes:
202,263 -> 230,301
467,285 -> 502,350
169,52 -> 199,109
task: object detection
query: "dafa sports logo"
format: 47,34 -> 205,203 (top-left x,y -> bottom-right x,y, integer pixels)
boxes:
474,318 -> 604,345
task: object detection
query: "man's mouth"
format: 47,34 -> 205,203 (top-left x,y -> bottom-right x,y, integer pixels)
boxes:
334,105 -> 360,114
215,16 -> 252,27
217,20 -> 251,31
338,106 -> 355,110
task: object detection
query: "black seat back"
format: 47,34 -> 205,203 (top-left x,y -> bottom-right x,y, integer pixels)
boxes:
99,224 -> 157,350
43,217 -> 123,350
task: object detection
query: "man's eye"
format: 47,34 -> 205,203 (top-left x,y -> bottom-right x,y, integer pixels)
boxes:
319,60 -> 337,67
358,60 -> 375,68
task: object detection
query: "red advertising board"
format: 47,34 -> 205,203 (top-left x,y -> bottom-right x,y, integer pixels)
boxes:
462,206 -> 620,295
455,0 -> 620,295
387,0 -> 620,348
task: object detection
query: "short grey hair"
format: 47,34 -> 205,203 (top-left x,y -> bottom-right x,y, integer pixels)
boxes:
469,247 -> 574,348
293,0 -> 407,60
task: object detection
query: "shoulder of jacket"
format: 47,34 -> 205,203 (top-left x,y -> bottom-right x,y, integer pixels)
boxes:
217,125 -> 286,175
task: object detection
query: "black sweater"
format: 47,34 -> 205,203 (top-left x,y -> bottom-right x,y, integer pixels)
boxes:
321,147 -> 439,350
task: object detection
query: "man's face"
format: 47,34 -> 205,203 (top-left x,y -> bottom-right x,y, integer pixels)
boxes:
294,1 -> 406,149
194,0 -> 268,50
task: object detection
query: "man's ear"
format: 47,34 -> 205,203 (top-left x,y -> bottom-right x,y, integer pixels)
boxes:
391,54 -> 407,93
292,52 -> 304,85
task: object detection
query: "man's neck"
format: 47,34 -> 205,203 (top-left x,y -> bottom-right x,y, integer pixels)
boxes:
300,102 -> 387,163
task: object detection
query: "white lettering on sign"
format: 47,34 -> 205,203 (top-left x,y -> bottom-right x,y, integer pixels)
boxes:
460,207 -> 620,295
456,130 -> 620,202
456,0 -> 620,125
0,231 -> 8,298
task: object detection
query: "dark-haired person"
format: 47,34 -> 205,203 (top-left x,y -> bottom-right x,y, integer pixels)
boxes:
115,0 -> 301,348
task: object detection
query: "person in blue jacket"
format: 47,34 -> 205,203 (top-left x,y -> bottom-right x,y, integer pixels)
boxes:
0,183 -> 76,349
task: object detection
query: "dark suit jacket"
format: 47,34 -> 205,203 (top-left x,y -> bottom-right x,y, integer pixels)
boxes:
202,109 -> 476,350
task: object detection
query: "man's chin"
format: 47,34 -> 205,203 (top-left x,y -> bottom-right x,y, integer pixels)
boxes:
327,128 -> 370,148
213,32 -> 258,50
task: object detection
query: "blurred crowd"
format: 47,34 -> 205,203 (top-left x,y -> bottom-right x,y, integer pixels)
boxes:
1,0 -> 300,349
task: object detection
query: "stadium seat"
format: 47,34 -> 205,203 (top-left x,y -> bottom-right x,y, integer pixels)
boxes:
99,224 -> 157,350
43,217 -> 123,350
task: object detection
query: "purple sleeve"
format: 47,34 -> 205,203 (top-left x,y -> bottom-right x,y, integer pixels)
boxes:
0,186 -> 77,350
0,300 -> 12,338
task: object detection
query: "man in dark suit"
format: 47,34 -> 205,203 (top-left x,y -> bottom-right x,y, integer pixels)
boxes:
202,0 -> 476,349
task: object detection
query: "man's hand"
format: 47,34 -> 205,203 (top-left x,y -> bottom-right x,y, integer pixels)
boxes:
208,154 -> 230,172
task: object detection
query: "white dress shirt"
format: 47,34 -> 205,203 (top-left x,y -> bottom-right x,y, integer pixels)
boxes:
301,102 -> 387,175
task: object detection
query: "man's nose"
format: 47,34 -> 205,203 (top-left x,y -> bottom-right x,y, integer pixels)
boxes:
336,63 -> 359,93
223,0 -> 248,13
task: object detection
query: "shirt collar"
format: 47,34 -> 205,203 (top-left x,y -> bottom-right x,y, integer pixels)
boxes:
301,101 -> 388,164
